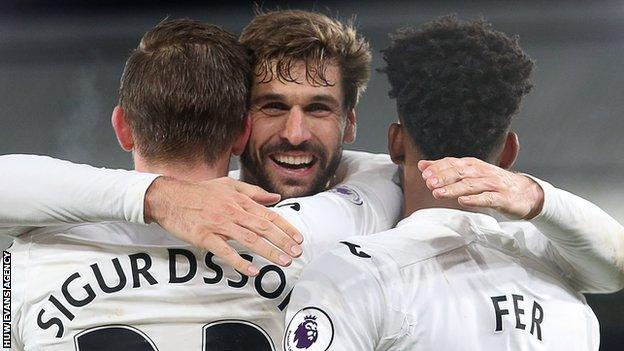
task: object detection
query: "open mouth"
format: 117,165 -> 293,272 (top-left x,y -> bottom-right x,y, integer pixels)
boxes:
270,154 -> 317,170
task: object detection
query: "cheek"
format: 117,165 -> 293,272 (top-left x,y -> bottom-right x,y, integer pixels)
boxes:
249,116 -> 281,149
311,119 -> 344,152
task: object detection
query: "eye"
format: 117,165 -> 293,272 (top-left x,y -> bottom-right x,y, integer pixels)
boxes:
305,103 -> 332,117
260,102 -> 289,116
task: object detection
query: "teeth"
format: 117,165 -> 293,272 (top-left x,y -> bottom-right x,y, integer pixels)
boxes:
274,154 -> 314,165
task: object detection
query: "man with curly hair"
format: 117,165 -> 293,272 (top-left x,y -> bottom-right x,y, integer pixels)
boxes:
285,16 -> 605,350
2,11 -> 622,351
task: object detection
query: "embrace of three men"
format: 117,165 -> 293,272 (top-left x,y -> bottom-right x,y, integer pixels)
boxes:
2,7 -> 624,351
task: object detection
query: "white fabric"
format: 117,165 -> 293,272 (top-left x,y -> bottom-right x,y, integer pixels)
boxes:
0,155 -> 159,237
8,153 -> 402,350
2,151 -> 624,349
521,176 -> 624,292
285,209 -> 600,351
5,153 -> 622,294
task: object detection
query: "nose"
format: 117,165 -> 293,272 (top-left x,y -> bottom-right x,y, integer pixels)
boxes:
279,106 -> 312,145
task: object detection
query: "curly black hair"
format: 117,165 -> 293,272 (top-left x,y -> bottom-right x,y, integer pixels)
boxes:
380,15 -> 534,160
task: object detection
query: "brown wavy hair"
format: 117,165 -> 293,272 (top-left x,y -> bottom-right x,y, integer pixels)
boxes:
240,9 -> 371,110
119,18 -> 252,164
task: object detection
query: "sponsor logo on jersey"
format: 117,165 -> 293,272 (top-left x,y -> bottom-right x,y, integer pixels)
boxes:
339,241 -> 371,258
276,202 -> 301,212
328,186 -> 363,205
284,307 -> 333,351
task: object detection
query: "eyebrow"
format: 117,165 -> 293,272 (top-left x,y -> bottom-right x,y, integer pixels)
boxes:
251,93 -> 285,105
251,93 -> 341,107
309,94 -> 340,107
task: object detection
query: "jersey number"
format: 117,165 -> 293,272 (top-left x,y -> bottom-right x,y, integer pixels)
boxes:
74,321 -> 275,350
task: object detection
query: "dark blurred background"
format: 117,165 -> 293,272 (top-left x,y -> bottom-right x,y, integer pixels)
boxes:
1,0 -> 623,349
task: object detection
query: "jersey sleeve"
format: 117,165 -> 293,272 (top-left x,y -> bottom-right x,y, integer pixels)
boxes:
283,245 -> 388,350
504,175 -> 624,293
271,153 -> 402,262
0,154 -> 160,237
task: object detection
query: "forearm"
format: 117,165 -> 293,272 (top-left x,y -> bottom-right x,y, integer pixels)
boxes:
530,177 -> 624,292
0,154 -> 159,236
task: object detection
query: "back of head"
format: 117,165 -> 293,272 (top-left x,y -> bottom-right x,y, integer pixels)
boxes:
119,18 -> 252,165
381,16 -> 534,160
240,9 -> 371,109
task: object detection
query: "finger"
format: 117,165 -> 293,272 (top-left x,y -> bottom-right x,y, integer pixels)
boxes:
457,192 -> 504,211
432,177 -> 497,199
264,209 -> 304,245
222,223 -> 294,267
418,160 -> 434,172
426,165 -> 483,190
240,197 -> 304,245
234,205 -> 303,258
420,157 -> 463,180
197,233 -> 260,276
232,180 -> 281,205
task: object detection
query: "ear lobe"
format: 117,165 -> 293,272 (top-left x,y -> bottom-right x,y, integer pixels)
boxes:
498,132 -> 519,170
232,113 -> 252,156
342,109 -> 357,144
111,106 -> 134,152
387,122 -> 405,165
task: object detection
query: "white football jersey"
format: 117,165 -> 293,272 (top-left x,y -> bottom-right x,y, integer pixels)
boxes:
8,154 -> 403,351
2,152 -> 623,350
285,209 -> 600,351
2,153 -> 623,293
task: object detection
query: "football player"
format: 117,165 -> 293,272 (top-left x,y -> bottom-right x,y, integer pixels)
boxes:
5,18 -> 402,351
284,16 -> 620,350
3,10 -> 624,351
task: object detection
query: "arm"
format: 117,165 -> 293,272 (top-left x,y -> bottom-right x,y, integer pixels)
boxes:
284,248 -> 385,350
0,154 -> 303,276
520,177 -> 624,292
0,154 -> 159,236
420,157 -> 624,293
272,152 -> 402,262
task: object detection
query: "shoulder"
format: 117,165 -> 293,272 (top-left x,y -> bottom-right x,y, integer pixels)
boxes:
335,221 -> 472,270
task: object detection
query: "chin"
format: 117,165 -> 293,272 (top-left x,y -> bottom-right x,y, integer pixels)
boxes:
275,184 -> 314,199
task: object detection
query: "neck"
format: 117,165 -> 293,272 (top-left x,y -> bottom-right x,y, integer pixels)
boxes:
401,162 -> 466,219
133,153 -> 231,182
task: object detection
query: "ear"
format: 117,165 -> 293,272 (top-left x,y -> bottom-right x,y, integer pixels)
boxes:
498,132 -> 519,170
342,108 -> 357,144
111,106 -> 134,152
231,113 -> 252,156
387,122 -> 405,165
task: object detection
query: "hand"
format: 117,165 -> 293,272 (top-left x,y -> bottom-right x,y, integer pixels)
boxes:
418,157 -> 544,219
144,176 -> 304,276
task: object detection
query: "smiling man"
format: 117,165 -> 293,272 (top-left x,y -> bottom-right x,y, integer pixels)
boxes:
239,10 -> 368,198
2,9 -> 624,351
284,17 -> 623,350
3,18 -> 401,350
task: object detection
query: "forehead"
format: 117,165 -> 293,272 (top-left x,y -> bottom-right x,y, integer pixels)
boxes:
251,62 -> 344,104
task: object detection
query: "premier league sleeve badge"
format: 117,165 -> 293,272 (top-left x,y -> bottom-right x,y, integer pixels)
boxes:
284,307 -> 334,350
